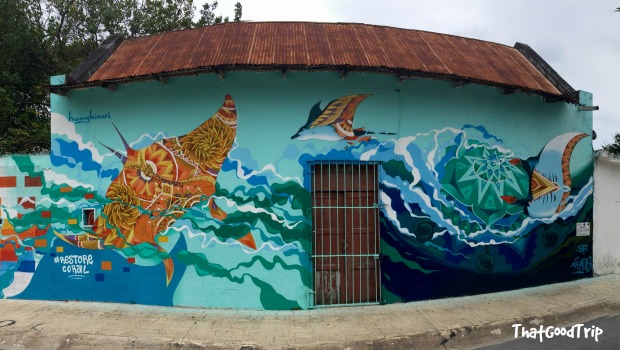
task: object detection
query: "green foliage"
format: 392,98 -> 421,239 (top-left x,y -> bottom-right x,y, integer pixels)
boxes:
0,0 -> 243,155
234,2 -> 242,22
0,0 -> 53,154
602,132 -> 620,156
138,0 -> 195,35
196,1 -> 242,26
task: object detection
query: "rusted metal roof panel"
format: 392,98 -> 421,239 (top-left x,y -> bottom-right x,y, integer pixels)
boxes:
324,24 -> 362,67
86,22 -> 565,97
353,25 -> 389,68
445,36 -> 488,79
460,37 -> 503,83
382,27 -> 428,72
510,50 -> 559,92
304,24 -> 335,65
402,30 -> 451,74
248,23 -> 272,65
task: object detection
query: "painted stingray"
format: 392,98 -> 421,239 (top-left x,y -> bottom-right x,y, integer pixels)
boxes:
291,94 -> 395,141
55,95 -> 256,285
502,132 -> 588,218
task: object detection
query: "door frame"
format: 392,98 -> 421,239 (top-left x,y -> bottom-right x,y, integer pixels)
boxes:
307,160 -> 382,308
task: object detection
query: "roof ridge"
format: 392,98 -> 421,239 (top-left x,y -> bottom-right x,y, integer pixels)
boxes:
121,21 -> 516,49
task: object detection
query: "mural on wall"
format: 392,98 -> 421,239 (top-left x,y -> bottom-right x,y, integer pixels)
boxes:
54,94 -> 256,285
291,94 -> 593,302
0,94 -> 311,309
368,127 -> 592,301
0,91 -> 593,309
291,94 -> 395,142
0,156 -> 50,298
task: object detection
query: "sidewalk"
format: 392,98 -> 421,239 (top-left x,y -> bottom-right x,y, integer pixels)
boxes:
1,274 -> 619,350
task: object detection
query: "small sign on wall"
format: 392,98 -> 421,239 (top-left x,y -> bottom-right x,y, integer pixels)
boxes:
576,222 -> 591,236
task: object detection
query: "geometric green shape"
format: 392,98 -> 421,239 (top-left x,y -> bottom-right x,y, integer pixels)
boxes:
440,140 -> 530,225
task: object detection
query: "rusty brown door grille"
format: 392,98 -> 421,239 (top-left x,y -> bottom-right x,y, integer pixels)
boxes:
311,161 -> 381,307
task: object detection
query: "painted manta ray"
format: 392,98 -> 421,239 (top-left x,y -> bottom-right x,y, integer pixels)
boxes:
291,94 -> 395,141
55,95 -> 256,285
501,132 -> 588,218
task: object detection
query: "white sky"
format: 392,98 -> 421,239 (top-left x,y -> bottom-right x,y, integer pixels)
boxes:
199,0 -> 620,149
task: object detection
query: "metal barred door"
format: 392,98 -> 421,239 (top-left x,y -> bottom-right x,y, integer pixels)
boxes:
311,162 -> 381,307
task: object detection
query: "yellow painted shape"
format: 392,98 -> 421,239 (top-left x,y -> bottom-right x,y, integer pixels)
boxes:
68,219 -> 78,225
157,235 -> 169,243
56,246 -> 64,253
101,261 -> 112,270
34,239 -> 47,248
1,221 -> 16,235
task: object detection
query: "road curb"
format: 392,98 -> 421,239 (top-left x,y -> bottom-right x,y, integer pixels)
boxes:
1,276 -> 619,350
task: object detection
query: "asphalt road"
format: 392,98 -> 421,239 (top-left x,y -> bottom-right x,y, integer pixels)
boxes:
476,315 -> 620,350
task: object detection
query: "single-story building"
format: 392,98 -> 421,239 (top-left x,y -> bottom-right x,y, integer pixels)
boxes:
0,22 -> 594,309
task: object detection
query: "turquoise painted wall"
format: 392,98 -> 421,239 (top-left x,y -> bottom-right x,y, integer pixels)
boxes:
0,71 -> 593,309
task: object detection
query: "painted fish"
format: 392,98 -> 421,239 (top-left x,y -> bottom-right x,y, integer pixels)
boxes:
291,94 -> 395,141
501,132 -> 588,218
55,95 -> 256,285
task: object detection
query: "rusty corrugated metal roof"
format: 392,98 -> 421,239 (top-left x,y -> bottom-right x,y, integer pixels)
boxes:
73,22 -> 568,98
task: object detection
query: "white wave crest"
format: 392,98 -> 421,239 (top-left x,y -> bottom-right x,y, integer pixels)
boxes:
211,196 -> 303,230
51,112 -> 107,163
44,169 -> 95,190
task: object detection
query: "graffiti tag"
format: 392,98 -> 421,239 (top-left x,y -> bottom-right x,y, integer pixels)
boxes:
68,111 -> 111,124
53,254 -> 93,278
576,244 -> 588,255
571,243 -> 591,274
571,256 -> 592,274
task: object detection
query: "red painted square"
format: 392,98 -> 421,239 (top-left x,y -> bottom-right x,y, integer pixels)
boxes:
41,211 -> 51,218
0,176 -> 16,187
24,176 -> 42,187
18,197 -> 36,210
0,244 -> 18,262
84,193 -> 95,200
127,257 -> 136,264
35,228 -> 48,237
